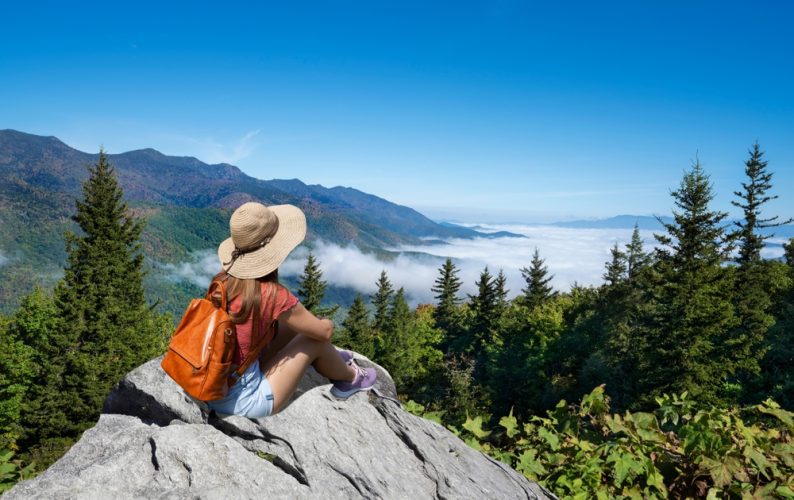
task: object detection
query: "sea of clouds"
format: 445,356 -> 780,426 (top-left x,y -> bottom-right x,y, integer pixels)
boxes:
163,223 -> 790,306
161,223 -> 683,305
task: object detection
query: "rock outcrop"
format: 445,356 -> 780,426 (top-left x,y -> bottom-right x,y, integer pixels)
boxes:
7,354 -> 554,499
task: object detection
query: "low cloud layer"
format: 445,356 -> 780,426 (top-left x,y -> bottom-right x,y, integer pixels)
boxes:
161,223 -> 788,306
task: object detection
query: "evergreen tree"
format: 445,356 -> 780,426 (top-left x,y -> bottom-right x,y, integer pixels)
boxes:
603,243 -> 627,286
494,269 -> 509,313
431,258 -> 463,338
625,224 -> 649,281
640,160 -> 737,404
731,143 -> 792,265
520,248 -> 555,309
729,143 -> 792,377
296,252 -> 339,318
371,270 -> 394,332
4,288 -> 57,451
53,150 -> 169,435
463,267 -> 500,367
340,294 -> 375,359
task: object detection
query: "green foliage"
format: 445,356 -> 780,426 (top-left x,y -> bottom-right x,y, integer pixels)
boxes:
641,160 -> 738,405
603,243 -> 627,286
375,290 -> 443,391
371,270 -> 394,332
443,387 -> 794,499
296,252 -> 339,318
432,258 -> 464,349
338,294 -> 376,358
520,248 -> 555,310
0,448 -> 36,493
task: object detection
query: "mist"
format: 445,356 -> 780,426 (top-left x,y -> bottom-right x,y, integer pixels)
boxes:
160,223 -> 788,306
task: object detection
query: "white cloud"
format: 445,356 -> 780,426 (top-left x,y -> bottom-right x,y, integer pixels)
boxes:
185,129 -> 261,164
160,224 -> 788,307
160,250 -> 219,288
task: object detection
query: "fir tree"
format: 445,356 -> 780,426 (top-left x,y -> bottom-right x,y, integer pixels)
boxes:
641,160 -> 737,404
625,224 -> 649,281
53,150 -> 169,435
296,252 -> 339,318
729,144 -> 792,376
371,270 -> 393,332
462,266 -> 500,367
731,143 -> 792,265
520,248 -> 555,309
340,294 -> 374,359
603,243 -> 627,286
431,258 -> 462,338
494,269 -> 509,311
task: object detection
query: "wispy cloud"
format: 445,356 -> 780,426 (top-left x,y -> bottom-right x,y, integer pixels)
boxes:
183,129 -> 261,164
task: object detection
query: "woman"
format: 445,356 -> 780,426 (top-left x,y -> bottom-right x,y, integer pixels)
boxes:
207,202 -> 376,418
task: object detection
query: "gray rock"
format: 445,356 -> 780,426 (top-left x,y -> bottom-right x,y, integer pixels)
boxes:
8,354 -> 554,499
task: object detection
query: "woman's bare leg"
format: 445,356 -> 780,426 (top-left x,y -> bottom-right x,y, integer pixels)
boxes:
263,334 -> 355,414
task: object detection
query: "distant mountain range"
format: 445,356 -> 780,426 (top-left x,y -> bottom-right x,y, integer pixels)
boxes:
0,129 -> 521,315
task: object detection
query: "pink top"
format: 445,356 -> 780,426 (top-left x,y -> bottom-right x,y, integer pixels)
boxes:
228,283 -> 299,365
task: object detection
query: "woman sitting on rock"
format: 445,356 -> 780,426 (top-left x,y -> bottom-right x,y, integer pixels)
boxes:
207,202 -> 376,418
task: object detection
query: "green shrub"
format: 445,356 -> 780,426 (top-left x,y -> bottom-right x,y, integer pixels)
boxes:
414,386 -> 794,499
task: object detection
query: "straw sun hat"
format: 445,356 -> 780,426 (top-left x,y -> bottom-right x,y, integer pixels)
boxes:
217,202 -> 307,279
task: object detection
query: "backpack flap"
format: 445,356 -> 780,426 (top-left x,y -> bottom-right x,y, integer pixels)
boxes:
168,298 -> 227,369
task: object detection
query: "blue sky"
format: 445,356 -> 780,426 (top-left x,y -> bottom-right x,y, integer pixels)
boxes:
2,1 -> 793,222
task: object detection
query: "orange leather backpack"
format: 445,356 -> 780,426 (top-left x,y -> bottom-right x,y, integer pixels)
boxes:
161,280 -> 275,401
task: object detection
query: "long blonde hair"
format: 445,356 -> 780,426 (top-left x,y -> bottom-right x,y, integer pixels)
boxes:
211,269 -> 279,325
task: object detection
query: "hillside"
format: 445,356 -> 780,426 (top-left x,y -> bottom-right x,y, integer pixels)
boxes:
0,129 -> 500,315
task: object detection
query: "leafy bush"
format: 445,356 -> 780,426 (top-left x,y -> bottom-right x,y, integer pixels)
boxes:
412,386 -> 794,499
0,449 -> 35,493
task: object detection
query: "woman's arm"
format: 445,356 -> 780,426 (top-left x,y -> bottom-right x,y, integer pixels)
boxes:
278,303 -> 334,342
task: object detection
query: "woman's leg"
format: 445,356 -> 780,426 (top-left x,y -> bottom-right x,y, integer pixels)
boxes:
263,334 -> 354,414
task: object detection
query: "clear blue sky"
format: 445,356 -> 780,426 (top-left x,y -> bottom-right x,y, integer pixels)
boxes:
2,1 -> 792,222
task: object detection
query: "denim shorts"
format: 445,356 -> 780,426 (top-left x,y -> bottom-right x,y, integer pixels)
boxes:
207,359 -> 275,418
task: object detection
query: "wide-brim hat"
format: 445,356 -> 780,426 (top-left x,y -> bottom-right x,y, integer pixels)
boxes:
218,202 -> 307,279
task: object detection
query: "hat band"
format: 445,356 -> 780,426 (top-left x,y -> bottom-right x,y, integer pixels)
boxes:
222,216 -> 280,271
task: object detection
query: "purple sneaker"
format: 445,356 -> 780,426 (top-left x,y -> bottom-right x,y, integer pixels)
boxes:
330,360 -> 377,399
336,348 -> 354,364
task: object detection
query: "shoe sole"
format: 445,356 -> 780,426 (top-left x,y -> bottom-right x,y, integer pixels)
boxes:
330,384 -> 375,399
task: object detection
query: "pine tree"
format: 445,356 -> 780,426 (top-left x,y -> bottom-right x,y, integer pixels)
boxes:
461,266 -> 500,365
729,143 -> 792,376
340,294 -> 374,358
625,224 -> 649,281
603,243 -> 627,286
494,269 -> 509,311
53,150 -> 169,435
520,248 -> 555,309
641,160 -> 737,404
371,270 -> 393,332
731,143 -> 792,265
296,252 -> 339,318
431,258 -> 462,338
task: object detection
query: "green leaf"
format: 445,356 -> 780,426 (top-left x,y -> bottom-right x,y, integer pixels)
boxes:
462,415 -> 491,440
516,449 -> 546,478
776,484 -> 794,499
403,400 -> 425,416
700,456 -> 741,488
499,409 -> 519,439
538,427 -> 560,451
743,446 -> 772,479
